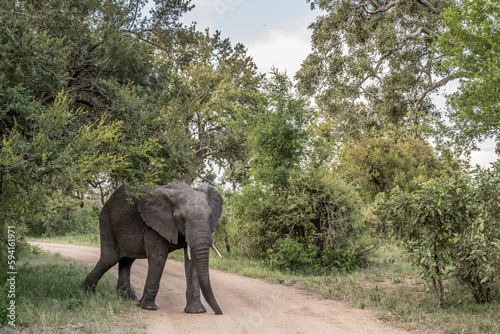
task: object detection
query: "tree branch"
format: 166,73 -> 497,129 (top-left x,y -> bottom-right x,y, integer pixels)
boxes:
188,126 -> 223,138
412,73 -> 460,105
199,175 -> 217,187
414,0 -> 443,14
127,0 -> 141,31
401,26 -> 440,47
195,146 -> 212,154
362,0 -> 443,15
364,0 -> 401,14
368,0 -> 379,10
358,50 -> 392,88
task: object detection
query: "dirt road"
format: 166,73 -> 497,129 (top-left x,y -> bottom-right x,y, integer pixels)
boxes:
33,242 -> 412,334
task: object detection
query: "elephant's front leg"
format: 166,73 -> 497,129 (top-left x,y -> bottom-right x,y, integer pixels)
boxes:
140,231 -> 169,310
184,247 -> 207,313
139,252 -> 168,310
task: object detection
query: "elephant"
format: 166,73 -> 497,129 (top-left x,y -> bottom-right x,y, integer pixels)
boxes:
80,182 -> 223,315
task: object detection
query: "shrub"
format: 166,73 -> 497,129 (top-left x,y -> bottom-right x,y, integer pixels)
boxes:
27,196 -> 99,237
378,166 -> 500,307
226,170 -> 371,271
269,238 -> 316,271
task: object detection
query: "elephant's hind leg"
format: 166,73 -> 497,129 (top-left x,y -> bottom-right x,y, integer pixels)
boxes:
117,257 -> 137,301
81,252 -> 119,293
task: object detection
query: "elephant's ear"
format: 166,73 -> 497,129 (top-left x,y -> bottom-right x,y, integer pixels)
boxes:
138,188 -> 179,244
195,184 -> 223,233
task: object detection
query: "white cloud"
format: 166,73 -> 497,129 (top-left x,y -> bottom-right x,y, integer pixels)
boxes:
470,138 -> 498,168
181,1 -> 318,77
246,14 -> 315,77
247,30 -> 311,76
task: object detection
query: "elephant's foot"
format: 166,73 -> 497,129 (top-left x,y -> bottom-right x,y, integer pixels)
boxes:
80,283 -> 96,294
118,288 -> 138,301
184,301 -> 207,314
138,297 -> 158,311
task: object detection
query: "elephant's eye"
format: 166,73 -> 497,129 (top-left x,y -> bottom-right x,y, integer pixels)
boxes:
174,213 -> 185,224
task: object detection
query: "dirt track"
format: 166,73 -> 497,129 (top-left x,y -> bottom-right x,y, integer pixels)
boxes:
33,242 -> 412,334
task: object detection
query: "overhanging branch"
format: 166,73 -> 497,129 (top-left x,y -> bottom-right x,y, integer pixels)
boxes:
364,0 -> 401,14
414,0 -> 443,14
401,26 -> 440,46
362,0 -> 443,15
412,73 -> 460,105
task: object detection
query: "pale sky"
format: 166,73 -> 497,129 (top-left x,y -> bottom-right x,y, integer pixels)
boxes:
179,0 -> 498,168
180,0 -> 318,76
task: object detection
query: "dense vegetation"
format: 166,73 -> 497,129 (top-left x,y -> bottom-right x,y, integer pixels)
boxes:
1,0 -> 499,331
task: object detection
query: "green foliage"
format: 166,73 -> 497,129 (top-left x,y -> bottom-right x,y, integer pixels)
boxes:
227,170 -> 370,272
156,29 -> 263,184
299,0 -> 454,141
433,0 -> 500,154
37,198 -> 99,237
218,69 -> 370,272
0,0 -> 263,241
1,93 -> 127,187
378,166 -> 500,307
248,70 -> 314,188
269,238 -> 316,271
0,0 -> 195,243
338,134 -> 445,202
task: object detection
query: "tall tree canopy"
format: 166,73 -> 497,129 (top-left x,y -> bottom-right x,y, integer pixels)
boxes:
433,0 -> 500,154
248,70 -> 315,189
164,30 -> 264,185
297,0 -> 456,141
1,0 -> 194,191
338,134 -> 445,202
0,0 -> 263,238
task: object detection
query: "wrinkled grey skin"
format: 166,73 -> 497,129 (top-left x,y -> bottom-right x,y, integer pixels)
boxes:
80,183 -> 223,315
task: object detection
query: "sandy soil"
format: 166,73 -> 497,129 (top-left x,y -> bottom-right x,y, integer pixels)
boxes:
33,242 -> 413,334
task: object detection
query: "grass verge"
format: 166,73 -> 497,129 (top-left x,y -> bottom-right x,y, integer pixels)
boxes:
0,245 -> 144,334
30,233 -> 101,247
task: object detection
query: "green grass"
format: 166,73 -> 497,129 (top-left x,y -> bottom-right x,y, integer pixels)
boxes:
25,237 -> 500,334
30,233 -> 101,247
0,246 -> 144,334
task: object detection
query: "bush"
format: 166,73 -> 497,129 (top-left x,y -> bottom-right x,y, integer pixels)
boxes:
269,238 -> 316,271
378,166 -> 500,307
225,170 -> 371,272
31,197 -> 99,237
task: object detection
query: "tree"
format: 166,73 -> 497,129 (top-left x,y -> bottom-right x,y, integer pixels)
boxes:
433,0 -> 500,155
219,71 -> 371,271
338,134 -> 445,202
0,0 -> 195,188
0,0 -> 193,241
1,0 -> 263,246
162,30 -> 264,185
247,70 -> 314,189
227,168 -> 369,271
297,0 -> 456,141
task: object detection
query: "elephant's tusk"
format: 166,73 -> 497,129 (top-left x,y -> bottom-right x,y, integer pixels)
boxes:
211,243 -> 222,258
187,244 -> 192,260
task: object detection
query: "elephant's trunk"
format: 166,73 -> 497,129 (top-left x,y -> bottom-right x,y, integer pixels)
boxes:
192,245 -> 223,315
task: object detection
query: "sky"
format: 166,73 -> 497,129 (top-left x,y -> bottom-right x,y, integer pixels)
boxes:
180,0 -> 318,76
178,0 -> 498,168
